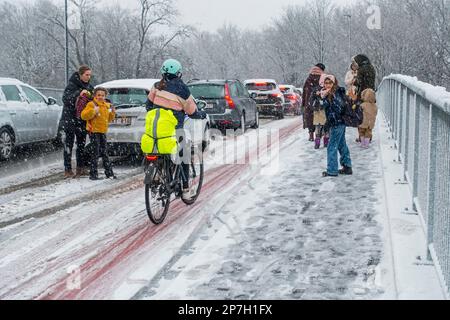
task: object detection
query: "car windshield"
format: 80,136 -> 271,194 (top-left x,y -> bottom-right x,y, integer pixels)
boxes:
188,84 -> 225,99
107,88 -> 148,108
245,83 -> 276,91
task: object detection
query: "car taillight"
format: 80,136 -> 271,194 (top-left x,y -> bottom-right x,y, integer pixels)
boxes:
146,155 -> 158,162
224,84 -> 235,109
287,94 -> 297,100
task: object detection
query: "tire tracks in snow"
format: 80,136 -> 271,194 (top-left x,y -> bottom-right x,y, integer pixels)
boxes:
0,168 -> 143,229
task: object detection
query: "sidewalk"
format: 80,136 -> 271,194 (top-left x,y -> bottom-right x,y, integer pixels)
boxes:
376,114 -> 446,300
140,117 -> 445,300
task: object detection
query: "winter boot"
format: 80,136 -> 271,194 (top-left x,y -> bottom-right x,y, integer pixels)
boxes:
314,138 -> 321,149
364,138 -> 371,148
323,136 -> 329,148
309,132 -> 315,142
64,170 -> 75,179
73,167 -> 85,179
339,166 -> 353,175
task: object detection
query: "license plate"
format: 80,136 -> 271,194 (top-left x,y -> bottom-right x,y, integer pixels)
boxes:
112,116 -> 132,126
256,95 -> 268,100
205,103 -> 214,109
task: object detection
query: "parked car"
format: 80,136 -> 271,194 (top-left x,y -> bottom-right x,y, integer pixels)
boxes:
0,78 -> 63,161
280,84 -> 302,116
187,79 -> 259,133
97,79 -> 211,158
244,79 -> 285,120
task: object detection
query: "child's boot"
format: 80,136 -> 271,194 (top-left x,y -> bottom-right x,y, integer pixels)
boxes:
314,137 -> 321,149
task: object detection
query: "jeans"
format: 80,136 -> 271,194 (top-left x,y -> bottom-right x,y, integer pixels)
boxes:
327,125 -> 352,175
88,133 -> 113,178
63,118 -> 87,171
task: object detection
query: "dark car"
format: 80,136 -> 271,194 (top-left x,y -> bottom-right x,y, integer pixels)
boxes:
187,79 -> 259,133
244,79 -> 285,120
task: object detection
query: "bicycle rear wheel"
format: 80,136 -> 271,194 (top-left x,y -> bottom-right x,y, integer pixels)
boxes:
181,148 -> 204,206
144,158 -> 171,225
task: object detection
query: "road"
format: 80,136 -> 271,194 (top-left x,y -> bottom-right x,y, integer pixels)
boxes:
0,117 -> 299,299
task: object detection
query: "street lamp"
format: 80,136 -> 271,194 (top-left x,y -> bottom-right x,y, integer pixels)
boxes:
344,13 -> 352,60
65,0 -> 69,87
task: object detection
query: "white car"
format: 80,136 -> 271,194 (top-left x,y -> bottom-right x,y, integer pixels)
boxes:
97,79 -> 211,157
0,78 -> 63,160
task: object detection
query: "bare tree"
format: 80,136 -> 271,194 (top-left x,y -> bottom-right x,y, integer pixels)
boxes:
135,0 -> 176,77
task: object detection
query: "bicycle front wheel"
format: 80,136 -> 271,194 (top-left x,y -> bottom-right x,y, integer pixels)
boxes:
145,159 -> 171,225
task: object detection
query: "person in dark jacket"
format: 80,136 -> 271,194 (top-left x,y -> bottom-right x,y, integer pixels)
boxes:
352,54 -> 376,100
302,63 -> 325,141
319,75 -> 353,177
62,65 -> 94,179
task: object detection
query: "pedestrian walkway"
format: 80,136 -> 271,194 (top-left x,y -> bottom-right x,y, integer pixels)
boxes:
142,116 -> 445,300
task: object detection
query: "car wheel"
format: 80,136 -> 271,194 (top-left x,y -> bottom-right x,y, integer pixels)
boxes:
0,128 -> 14,161
251,110 -> 259,129
238,114 -> 246,135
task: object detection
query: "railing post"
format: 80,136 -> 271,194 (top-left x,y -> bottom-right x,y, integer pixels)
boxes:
426,104 -> 437,260
412,94 -> 421,210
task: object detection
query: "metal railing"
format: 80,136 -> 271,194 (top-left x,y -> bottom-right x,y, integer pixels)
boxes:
377,75 -> 450,295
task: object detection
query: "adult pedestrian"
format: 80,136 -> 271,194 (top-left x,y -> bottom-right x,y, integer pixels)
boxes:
352,54 -> 376,100
302,63 -> 326,141
62,65 -> 94,179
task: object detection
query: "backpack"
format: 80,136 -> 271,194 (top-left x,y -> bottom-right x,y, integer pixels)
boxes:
342,96 -> 363,128
75,93 -> 92,119
141,108 -> 179,155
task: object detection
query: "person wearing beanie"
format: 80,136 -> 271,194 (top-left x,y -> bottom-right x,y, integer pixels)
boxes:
302,63 -> 326,141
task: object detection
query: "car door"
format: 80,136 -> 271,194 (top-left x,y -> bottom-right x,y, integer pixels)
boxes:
21,85 -> 57,141
229,82 -> 246,123
0,85 -> 33,144
20,85 -> 50,141
236,81 -> 256,122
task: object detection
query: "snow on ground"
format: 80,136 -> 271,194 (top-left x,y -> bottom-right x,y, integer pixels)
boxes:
136,124 -> 387,300
0,115 -> 445,300
136,115 -> 445,300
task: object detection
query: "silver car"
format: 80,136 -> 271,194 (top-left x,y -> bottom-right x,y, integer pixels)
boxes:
0,78 -> 62,160
98,79 -> 211,157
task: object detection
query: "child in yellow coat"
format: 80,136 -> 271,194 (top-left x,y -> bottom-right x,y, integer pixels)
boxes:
81,87 -> 116,180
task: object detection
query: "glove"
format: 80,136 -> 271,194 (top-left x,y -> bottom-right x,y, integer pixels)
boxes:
190,110 -> 207,120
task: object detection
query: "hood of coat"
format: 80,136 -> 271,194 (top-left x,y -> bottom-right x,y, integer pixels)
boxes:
362,88 -> 377,103
352,54 -> 371,67
69,72 -> 91,89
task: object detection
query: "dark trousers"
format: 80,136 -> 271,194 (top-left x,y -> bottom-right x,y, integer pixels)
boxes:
88,133 -> 113,178
63,118 -> 87,171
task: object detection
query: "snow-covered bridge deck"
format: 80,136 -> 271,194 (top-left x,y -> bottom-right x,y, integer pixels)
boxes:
0,75 -> 449,299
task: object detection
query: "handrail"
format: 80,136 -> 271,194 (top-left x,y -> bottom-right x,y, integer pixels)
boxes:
377,75 -> 450,295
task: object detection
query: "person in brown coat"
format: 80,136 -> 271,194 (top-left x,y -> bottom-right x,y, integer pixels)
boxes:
302,63 -> 325,141
358,88 -> 378,148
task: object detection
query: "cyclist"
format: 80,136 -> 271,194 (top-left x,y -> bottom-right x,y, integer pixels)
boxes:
143,59 -> 207,201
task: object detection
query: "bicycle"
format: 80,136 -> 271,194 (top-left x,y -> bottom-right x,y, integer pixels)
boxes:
143,145 -> 204,225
